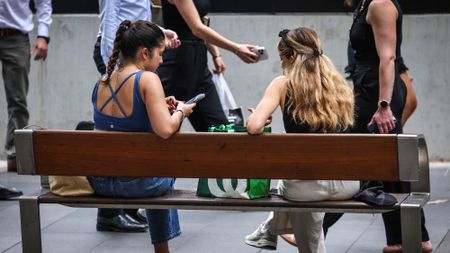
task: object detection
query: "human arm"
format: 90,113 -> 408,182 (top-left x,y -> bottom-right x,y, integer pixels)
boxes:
160,28 -> 181,49
100,0 -> 121,66
140,72 -> 196,139
366,0 -> 398,134
206,43 -> 226,74
246,76 -> 286,135
400,71 -> 417,126
168,0 -> 259,63
31,0 -> 52,60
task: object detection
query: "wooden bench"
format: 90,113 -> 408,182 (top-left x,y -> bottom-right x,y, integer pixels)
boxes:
15,129 -> 430,253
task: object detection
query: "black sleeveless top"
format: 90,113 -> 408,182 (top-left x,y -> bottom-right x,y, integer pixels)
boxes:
350,0 -> 403,63
282,89 -> 322,133
282,107 -> 315,133
161,0 -> 210,40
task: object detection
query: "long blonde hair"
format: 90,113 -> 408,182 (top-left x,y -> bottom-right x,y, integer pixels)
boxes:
278,27 -> 354,132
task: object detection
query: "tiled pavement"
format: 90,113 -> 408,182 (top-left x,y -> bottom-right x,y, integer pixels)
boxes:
1,163 -> 449,253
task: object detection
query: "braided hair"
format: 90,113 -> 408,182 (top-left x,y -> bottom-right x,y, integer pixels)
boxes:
100,20 -> 165,85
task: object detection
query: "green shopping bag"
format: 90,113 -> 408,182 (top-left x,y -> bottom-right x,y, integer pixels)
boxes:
196,178 -> 271,199
208,124 -> 271,133
198,124 -> 271,199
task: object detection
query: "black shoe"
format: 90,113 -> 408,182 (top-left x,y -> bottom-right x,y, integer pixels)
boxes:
0,184 -> 23,200
96,214 -> 148,232
124,208 -> 147,224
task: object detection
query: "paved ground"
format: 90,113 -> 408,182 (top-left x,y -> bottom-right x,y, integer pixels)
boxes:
1,162 -> 449,253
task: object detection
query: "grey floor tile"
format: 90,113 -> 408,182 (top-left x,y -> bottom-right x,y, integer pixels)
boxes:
1,165 -> 449,253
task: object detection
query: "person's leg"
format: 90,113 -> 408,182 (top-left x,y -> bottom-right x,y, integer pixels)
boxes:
101,177 -> 181,250
187,73 -> 228,131
382,208 -> 431,247
141,178 -> 181,249
279,212 -> 342,247
88,177 -> 181,241
153,242 -> 170,253
244,212 -> 278,250
87,176 -> 148,232
323,213 -> 344,237
289,212 -> 326,253
0,34 -> 30,172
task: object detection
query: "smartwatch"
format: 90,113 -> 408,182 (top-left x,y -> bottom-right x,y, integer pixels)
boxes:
378,100 -> 390,108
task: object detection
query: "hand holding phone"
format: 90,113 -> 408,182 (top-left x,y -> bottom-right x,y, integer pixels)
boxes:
252,46 -> 268,61
186,93 -> 205,104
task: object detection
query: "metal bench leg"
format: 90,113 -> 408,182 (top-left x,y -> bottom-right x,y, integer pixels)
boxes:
20,196 -> 42,253
401,194 -> 428,253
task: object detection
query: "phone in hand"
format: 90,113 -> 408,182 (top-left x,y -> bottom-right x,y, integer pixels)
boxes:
367,122 -> 379,133
252,46 -> 268,61
185,93 -> 206,104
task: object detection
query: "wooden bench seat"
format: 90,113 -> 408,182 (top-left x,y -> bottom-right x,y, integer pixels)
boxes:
15,130 -> 431,253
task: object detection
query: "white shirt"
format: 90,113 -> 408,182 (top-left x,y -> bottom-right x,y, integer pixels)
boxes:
0,0 -> 52,37
98,0 -> 152,66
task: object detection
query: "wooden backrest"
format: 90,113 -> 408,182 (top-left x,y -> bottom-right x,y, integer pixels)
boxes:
15,130 -> 424,182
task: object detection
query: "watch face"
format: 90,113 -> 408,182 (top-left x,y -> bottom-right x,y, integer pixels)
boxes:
379,100 -> 389,108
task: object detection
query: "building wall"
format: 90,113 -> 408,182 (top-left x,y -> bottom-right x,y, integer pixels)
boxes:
0,14 -> 448,160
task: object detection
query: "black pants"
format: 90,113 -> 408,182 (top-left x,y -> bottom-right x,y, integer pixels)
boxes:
324,62 -> 429,244
158,40 -> 228,131
0,33 -> 30,155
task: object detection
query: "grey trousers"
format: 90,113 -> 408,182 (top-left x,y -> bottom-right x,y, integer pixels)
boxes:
0,33 -> 30,155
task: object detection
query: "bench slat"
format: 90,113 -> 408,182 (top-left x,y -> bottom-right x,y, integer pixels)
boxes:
36,190 -> 408,213
31,131 -> 400,181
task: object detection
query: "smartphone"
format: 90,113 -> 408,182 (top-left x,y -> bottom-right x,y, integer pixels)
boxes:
252,46 -> 268,61
185,93 -> 206,104
367,122 -> 378,133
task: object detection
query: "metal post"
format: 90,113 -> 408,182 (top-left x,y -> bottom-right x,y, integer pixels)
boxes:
19,196 -> 42,253
401,194 -> 427,253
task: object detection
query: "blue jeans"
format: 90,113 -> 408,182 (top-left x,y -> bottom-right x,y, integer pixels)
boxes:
88,176 -> 181,244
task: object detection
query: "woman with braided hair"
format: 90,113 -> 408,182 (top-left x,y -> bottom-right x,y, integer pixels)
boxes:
244,27 -> 360,253
88,20 -> 195,253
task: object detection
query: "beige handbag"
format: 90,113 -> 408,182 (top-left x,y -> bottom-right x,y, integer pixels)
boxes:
49,176 -> 94,196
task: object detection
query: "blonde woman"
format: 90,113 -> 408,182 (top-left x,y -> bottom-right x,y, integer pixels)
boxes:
244,27 -> 360,253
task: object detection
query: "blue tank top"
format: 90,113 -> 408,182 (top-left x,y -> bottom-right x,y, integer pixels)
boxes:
92,70 -> 152,132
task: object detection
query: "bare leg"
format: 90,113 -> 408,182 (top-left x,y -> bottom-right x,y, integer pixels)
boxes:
154,242 -> 170,253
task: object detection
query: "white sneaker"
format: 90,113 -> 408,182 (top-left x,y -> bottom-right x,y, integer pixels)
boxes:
244,223 -> 277,250
137,208 -> 147,222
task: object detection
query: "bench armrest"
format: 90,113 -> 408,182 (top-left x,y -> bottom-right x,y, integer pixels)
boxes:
15,129 -> 36,175
410,135 -> 431,193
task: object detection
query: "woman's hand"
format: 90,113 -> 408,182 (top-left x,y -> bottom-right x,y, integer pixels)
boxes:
213,56 -> 226,74
248,107 -> 272,126
163,29 -> 181,49
176,101 -> 196,118
368,107 -> 396,134
165,96 -> 178,114
235,44 -> 259,63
